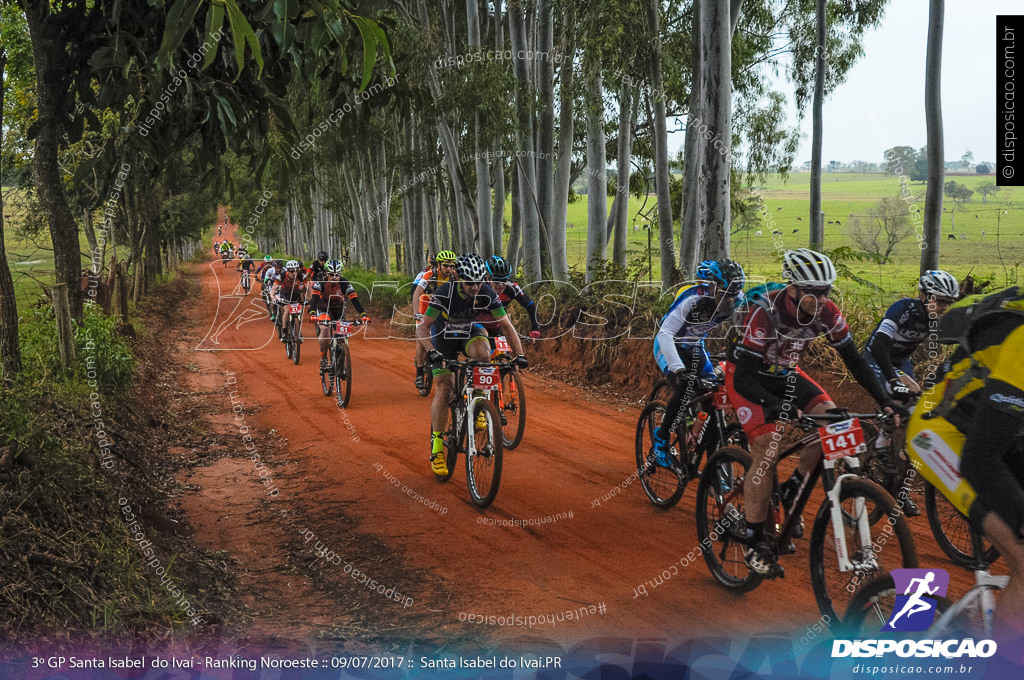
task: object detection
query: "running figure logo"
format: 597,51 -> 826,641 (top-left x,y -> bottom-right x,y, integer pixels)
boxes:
883,568 -> 949,632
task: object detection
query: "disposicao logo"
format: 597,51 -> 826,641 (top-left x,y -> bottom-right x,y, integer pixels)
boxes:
884,568 -> 949,632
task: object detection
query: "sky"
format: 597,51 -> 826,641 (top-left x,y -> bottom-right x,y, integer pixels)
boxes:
666,0 -> 1016,167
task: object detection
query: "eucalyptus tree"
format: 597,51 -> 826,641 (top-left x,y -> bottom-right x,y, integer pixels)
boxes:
922,0 -> 943,272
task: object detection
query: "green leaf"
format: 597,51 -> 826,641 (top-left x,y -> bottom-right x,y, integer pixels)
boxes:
202,2 -> 225,69
349,15 -> 376,91
158,0 -> 204,69
360,16 -> 394,76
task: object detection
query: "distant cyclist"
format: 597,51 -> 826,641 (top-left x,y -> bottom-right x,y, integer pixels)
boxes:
308,251 -> 330,283
726,248 -> 901,577
236,249 -> 255,294
412,250 -> 458,390
416,254 -> 527,477
476,255 -> 542,340
651,260 -> 746,467
309,260 -> 370,371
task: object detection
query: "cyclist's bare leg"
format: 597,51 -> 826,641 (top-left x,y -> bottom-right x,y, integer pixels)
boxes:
465,336 -> 490,362
432,373 -> 455,431
415,341 -> 426,369
746,432 -> 779,524
799,400 -> 836,475
982,513 -> 1024,635
318,324 -> 330,357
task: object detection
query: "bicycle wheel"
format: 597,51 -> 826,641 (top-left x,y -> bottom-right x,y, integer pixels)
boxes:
334,344 -> 353,408
291,317 -> 301,365
635,401 -> 686,508
242,273 -> 250,294
809,477 -> 918,626
695,446 -> 764,593
284,317 -> 294,359
924,483 -> 999,567
321,345 -> 333,396
648,378 -> 673,404
842,574 -> 954,637
494,369 -> 526,450
465,399 -> 503,507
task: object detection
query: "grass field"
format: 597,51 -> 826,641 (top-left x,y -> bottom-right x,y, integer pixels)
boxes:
553,172 -> 1024,298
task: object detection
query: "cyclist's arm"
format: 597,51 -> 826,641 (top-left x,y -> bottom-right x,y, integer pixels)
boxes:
416,307 -> 441,350
339,278 -> 366,315
836,339 -> 890,405
731,348 -> 786,416
867,332 -> 900,382
655,308 -> 688,374
960,380 -> 1024,540
510,285 -> 541,331
415,278 -> 432,316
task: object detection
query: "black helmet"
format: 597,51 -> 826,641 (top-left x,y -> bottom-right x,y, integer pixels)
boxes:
485,255 -> 512,281
317,251 -> 329,262
718,260 -> 746,295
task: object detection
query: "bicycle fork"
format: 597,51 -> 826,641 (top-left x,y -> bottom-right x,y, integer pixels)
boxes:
824,458 -> 873,573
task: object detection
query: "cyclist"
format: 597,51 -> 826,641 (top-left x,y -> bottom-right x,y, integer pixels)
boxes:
651,260 -> 746,467
271,260 -> 308,340
263,259 -> 285,321
862,269 -> 959,516
219,240 -> 233,268
476,255 -> 543,340
863,270 -> 959,395
412,250 -> 458,390
411,254 -> 438,296
308,259 -> 370,371
308,251 -> 331,283
725,248 -> 901,577
236,249 -> 255,294
415,253 -> 528,477
907,288 -> 1024,636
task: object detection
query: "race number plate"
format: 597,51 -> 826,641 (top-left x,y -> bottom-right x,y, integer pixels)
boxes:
288,303 -> 302,315
473,366 -> 500,391
336,321 -> 352,336
819,418 -> 867,461
495,335 -> 512,354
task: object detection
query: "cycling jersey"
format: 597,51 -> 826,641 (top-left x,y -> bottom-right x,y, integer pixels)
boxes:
274,270 -> 308,302
654,284 -> 744,378
424,282 -> 506,338
238,256 -> 255,271
475,280 -> 540,333
732,289 -> 852,369
310,278 -> 364,318
307,261 -> 328,282
416,270 -> 453,315
864,297 -> 932,383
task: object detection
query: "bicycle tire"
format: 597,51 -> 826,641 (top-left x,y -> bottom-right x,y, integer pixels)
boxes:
335,344 -> 353,408
466,399 -> 503,507
321,350 -> 333,396
648,378 -> 673,404
924,483 -> 1000,567
291,317 -> 301,365
418,367 -> 433,397
242,273 -> 250,294
284,316 -> 294,359
841,574 -> 954,637
695,446 -> 764,593
494,369 -> 526,450
809,477 -> 919,627
635,401 -> 686,508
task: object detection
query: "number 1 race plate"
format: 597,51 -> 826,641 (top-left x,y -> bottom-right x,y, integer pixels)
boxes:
473,366 -> 500,391
819,418 -> 867,461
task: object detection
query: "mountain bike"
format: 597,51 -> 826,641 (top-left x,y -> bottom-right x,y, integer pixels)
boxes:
488,334 -> 526,449
635,371 -> 747,508
279,300 -> 304,364
432,357 -> 505,507
843,526 -> 1006,639
924,483 -> 1000,567
238,268 -> 251,295
695,409 -> 918,626
261,280 -> 274,316
318,317 -> 364,407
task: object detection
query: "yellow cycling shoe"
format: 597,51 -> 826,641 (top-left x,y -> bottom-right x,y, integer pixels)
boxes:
475,410 -> 488,431
430,450 -> 448,477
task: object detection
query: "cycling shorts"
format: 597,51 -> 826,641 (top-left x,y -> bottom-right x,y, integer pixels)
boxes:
725,363 -> 830,439
653,336 -> 715,380
430,323 -> 489,375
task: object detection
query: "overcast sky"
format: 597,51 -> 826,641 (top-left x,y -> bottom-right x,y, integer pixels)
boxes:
667,0 -> 1015,166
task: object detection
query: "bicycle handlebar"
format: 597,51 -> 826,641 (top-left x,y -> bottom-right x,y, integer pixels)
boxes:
793,410 -> 895,432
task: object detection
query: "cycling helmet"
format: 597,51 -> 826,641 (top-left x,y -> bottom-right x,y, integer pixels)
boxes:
919,270 -> 959,299
325,259 -> 344,274
718,260 -> 746,294
285,259 -> 300,271
264,255 -> 272,262
781,248 -> 837,287
317,251 -> 329,262
436,249 -> 458,264
695,260 -> 723,284
455,253 -> 488,283
485,255 -> 512,281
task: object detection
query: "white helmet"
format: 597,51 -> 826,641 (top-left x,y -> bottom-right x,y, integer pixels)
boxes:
285,259 -> 300,270
782,248 -> 837,287
919,270 -> 959,299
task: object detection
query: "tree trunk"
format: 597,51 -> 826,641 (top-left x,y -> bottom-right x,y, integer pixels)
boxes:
922,0 -> 944,273
0,51 -> 22,378
679,0 -> 704,278
509,0 -> 541,281
607,82 -> 632,268
647,0 -> 676,288
468,0 -> 492,256
699,0 -> 732,260
549,0 -> 575,283
809,0 -> 826,249
22,1 -> 83,318
536,0 -> 555,276
584,51 -> 607,282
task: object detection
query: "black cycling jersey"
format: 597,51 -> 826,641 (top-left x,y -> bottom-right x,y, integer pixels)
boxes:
424,281 -> 507,337
866,298 -> 931,360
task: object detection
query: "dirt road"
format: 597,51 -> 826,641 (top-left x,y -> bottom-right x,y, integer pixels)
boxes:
177,222 -> 984,649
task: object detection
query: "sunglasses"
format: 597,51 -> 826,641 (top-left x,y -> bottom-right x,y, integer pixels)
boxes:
462,281 -> 483,288
796,284 -> 832,297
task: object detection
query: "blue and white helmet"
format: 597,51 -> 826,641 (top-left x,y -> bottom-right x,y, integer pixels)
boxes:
919,270 -> 959,299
